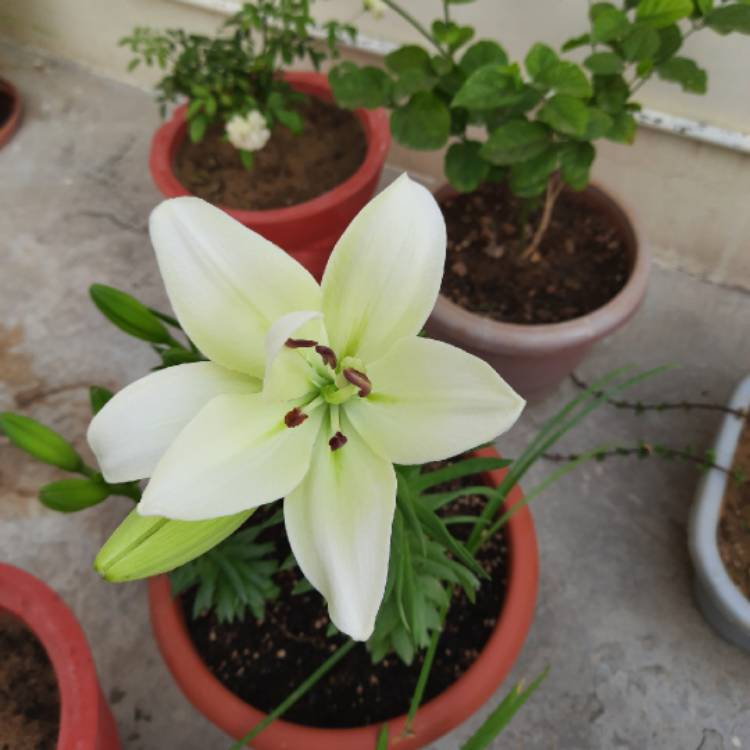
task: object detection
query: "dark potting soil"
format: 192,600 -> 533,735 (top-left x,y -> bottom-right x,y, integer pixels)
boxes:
439,182 -> 631,325
0,612 -> 60,750
0,91 -> 11,128
182,464 -> 509,728
173,96 -> 367,211
718,417 -> 750,599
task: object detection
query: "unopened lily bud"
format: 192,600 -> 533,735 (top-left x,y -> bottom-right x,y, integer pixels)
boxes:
95,508 -> 252,582
364,0 -> 386,19
39,478 -> 110,513
0,413 -> 83,471
89,284 -> 173,344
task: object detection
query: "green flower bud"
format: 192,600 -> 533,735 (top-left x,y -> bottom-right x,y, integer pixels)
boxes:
95,508 -> 252,582
39,478 -> 110,512
0,413 -> 83,471
89,284 -> 174,344
89,386 -> 114,415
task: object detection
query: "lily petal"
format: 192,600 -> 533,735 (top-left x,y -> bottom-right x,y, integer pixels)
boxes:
320,174 -> 446,363
138,393 -> 322,520
284,418 -> 396,640
346,337 -> 525,464
149,197 -> 321,378
88,362 -> 260,483
263,310 -> 324,403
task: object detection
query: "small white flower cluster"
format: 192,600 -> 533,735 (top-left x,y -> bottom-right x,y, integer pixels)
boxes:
225,110 -> 271,153
364,0 -> 386,20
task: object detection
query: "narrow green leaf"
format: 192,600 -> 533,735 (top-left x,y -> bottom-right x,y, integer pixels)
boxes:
561,33 -> 591,52
413,456 -> 512,492
89,284 -> 173,344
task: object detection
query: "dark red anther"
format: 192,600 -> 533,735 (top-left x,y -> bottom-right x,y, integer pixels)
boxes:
285,338 -> 317,348
284,407 -> 308,428
315,345 -> 337,369
329,431 -> 348,451
343,368 -> 372,397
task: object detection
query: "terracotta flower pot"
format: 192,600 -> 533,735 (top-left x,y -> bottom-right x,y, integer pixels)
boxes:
0,563 -> 121,750
148,446 -> 538,749
0,77 -> 22,149
426,184 -> 651,402
149,71 -> 391,280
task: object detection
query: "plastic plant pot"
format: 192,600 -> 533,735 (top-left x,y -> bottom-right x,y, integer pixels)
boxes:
149,71 -> 391,280
0,77 -> 22,148
147,446 -> 539,749
0,563 -> 121,749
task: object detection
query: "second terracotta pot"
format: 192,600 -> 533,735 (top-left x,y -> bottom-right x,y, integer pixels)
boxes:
148,446 -> 538,749
149,71 -> 391,280
427,184 -> 651,402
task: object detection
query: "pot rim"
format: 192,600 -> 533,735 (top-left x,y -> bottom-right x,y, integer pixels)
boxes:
0,77 -> 23,149
430,182 -> 651,355
0,563 -> 102,750
148,70 -> 391,225
148,446 -> 539,749
688,375 -> 750,630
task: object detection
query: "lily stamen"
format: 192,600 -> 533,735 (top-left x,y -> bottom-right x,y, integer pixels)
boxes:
284,407 -> 308,428
343,368 -> 372,397
315,345 -> 337,369
285,338 -> 317,348
329,431 -> 348,451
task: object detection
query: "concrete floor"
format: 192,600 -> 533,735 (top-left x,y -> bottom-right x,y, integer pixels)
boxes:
1,41 -> 749,750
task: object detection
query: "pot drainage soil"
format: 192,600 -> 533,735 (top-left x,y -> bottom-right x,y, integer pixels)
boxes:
173,96 -> 366,211
183,463 -> 508,728
439,182 -> 630,325
0,612 -> 60,750
718,417 -> 750,599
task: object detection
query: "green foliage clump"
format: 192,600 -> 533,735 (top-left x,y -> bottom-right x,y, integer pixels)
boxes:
121,1 -> 355,160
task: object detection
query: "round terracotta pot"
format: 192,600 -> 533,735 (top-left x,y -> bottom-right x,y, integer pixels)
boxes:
427,183 -> 651,402
148,446 -> 538,749
0,77 -> 22,149
149,71 -> 391,280
0,563 -> 121,750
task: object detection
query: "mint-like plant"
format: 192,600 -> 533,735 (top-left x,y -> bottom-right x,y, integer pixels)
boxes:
121,1 -> 355,167
330,0 -> 750,259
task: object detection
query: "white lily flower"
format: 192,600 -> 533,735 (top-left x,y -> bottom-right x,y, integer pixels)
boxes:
364,0 -> 387,19
88,174 -> 524,640
225,110 -> 271,152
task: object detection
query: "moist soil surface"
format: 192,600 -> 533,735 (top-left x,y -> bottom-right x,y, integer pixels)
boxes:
440,182 -> 631,325
0,612 -> 60,750
183,463 -> 509,728
718,417 -> 750,599
174,96 -> 367,211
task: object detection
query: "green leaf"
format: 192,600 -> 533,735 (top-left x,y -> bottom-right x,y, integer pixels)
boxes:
391,92 -> 451,150
274,108 -> 304,134
621,25 -> 661,60
561,33 -> 591,52
695,0 -> 714,14
239,150 -> 254,170
590,3 -> 630,42
432,20 -> 474,52
89,284 -> 173,344
559,142 -> 596,190
584,52 -> 625,74
459,40 -> 508,75
525,43 -> 558,79
460,669 -> 549,750
385,45 -> 432,73
0,413 -> 82,471
39,478 -> 110,513
188,115 -> 207,143
537,61 -> 592,98
654,24 -> 684,62
89,386 -> 114,415
584,107 -> 615,139
186,99 -> 204,119
593,74 -> 631,113
452,64 -> 525,110
509,149 -> 559,198
657,56 -> 708,92
328,62 -> 393,109
413,456 -> 512,492
537,95 -> 590,137
636,0 -> 694,28
607,111 -> 638,142
705,4 -> 750,33
445,141 -> 490,193
481,119 -> 552,165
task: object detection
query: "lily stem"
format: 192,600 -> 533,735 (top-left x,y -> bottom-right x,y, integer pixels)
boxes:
227,639 -> 356,750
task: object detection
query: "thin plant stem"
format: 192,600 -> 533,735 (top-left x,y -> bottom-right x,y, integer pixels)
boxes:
520,174 -> 564,262
381,0 -> 451,58
443,0 -> 450,23
227,639 -> 357,750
